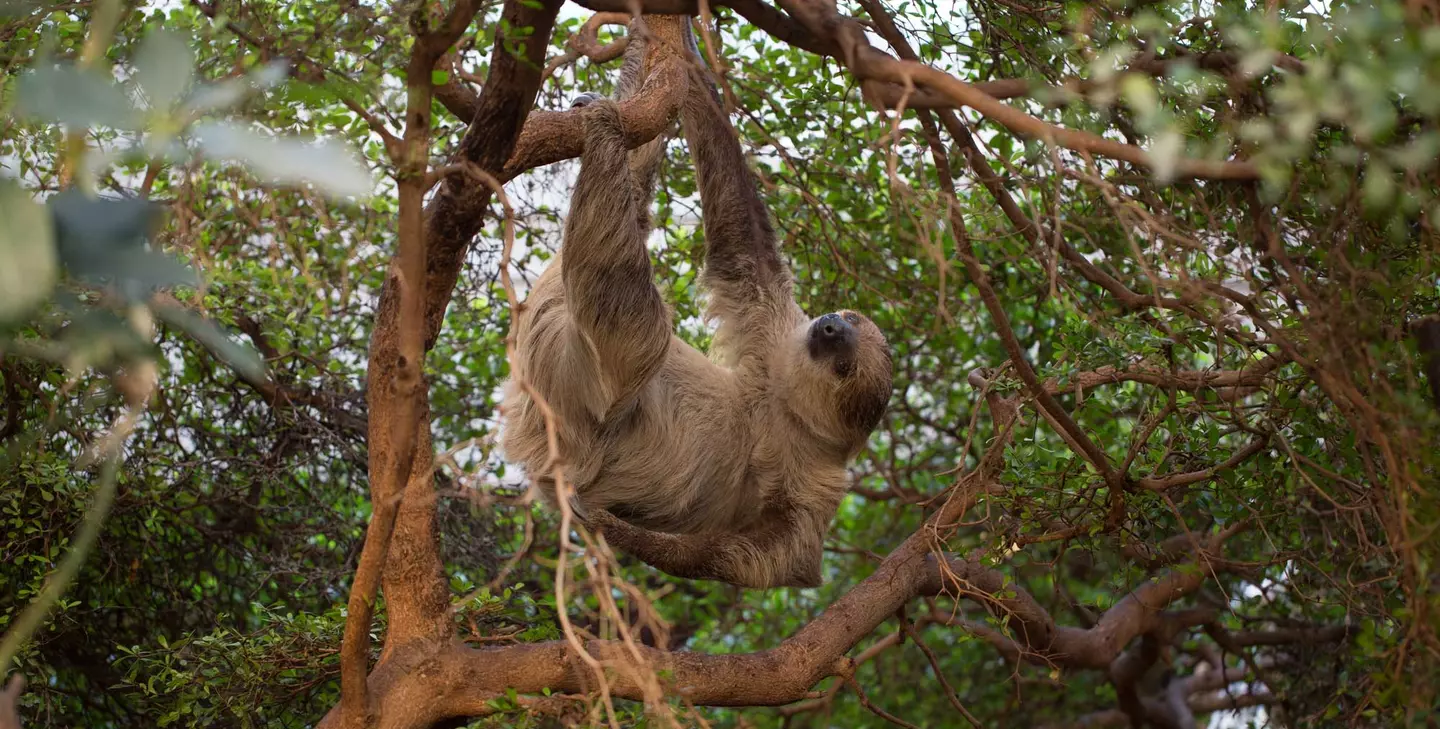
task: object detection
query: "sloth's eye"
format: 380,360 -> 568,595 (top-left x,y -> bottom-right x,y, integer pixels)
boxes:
842,312 -> 860,325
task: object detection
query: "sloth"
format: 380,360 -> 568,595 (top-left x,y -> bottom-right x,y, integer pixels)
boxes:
501,18 -> 893,589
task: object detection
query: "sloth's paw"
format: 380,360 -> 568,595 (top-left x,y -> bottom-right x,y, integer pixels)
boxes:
574,96 -> 624,138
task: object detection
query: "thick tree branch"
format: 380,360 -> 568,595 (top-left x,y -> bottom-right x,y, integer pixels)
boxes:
340,3 -> 487,724
1044,356 -> 1286,397
387,0 -> 563,641
382,534 -> 1234,722
499,51 -> 688,178
434,69 -> 482,123
326,2 -> 565,728
1047,560 -> 1221,670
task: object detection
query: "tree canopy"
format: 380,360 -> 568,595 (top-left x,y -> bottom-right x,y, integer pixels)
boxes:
1,0 -> 1438,727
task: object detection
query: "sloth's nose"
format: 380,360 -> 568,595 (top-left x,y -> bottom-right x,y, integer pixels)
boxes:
810,313 -> 856,349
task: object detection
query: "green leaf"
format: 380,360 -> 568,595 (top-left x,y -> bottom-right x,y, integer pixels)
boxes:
47,191 -> 194,300
154,304 -> 266,382
191,121 -> 373,200
14,62 -> 140,130
0,181 -> 58,322
48,190 -> 162,266
431,69 -> 450,85
1148,130 -> 1184,185
133,29 -> 195,111
57,307 -> 157,367
182,60 -> 290,115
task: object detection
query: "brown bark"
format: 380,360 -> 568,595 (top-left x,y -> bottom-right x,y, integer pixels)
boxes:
324,1 -> 565,726
339,3 -> 490,726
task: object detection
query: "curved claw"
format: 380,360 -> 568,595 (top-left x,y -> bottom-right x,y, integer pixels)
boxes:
570,92 -> 605,110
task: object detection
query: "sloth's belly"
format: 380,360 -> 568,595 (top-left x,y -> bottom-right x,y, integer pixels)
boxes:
579,364 -> 759,534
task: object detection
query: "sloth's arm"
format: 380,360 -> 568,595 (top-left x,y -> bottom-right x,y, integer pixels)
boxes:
616,18 -> 667,238
561,100 -> 672,407
678,66 -> 803,328
583,506 -> 824,589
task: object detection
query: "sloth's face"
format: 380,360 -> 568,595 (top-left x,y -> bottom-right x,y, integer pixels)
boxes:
787,309 -> 893,453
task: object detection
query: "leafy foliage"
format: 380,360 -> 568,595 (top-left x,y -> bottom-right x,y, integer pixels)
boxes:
2,0 -> 1438,728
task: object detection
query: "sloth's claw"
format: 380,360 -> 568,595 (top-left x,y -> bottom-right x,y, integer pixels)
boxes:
569,92 -> 605,110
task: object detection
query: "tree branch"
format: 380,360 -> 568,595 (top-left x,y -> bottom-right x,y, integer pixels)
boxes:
1044,356 -> 1286,397
367,533 -> 1235,723
779,0 -> 1257,180
340,2 -> 486,723
499,50 -> 688,178
542,11 -> 632,82
1134,435 -> 1269,492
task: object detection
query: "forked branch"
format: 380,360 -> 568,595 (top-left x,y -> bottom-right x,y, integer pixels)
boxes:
411,528 -> 1238,719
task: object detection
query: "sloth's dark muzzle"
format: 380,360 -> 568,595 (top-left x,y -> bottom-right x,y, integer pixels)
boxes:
808,313 -> 858,375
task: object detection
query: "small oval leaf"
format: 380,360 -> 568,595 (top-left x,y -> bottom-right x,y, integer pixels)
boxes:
0,182 -> 59,322
191,121 -> 373,200
15,63 -> 140,130
134,29 -> 195,111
